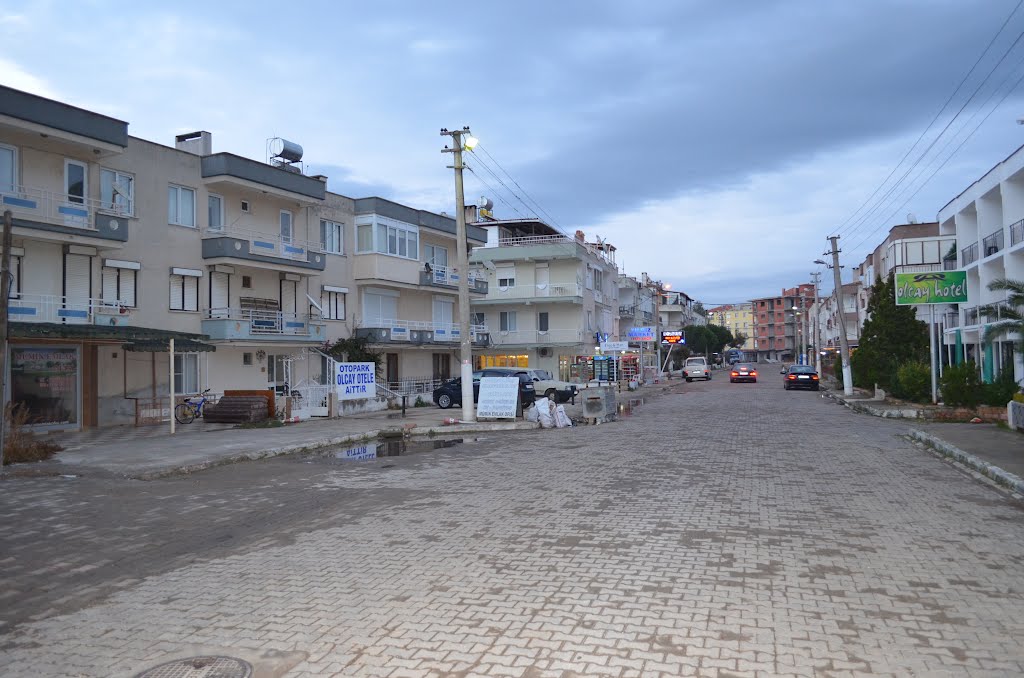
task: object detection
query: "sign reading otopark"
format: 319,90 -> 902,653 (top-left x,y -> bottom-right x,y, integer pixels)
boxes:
894,271 -> 968,305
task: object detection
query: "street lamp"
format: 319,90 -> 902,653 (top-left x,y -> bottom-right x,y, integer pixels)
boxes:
441,126 -> 475,422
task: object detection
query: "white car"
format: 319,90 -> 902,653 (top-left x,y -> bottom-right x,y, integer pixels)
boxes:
683,357 -> 711,382
522,368 -> 579,403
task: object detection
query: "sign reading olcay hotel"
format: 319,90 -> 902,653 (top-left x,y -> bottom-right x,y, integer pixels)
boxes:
895,271 -> 968,306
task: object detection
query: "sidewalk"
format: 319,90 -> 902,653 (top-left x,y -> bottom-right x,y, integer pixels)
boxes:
828,389 -> 1024,495
5,380 -> 679,480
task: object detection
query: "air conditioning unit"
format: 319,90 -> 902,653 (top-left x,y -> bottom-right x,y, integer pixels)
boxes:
539,347 -> 552,357
355,327 -> 390,342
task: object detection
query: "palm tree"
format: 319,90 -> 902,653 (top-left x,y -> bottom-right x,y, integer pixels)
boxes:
980,278 -> 1024,351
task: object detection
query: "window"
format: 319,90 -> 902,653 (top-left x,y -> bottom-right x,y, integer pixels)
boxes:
102,266 -> 137,307
65,159 -> 86,204
362,291 -> 398,324
500,311 -> 517,332
280,210 -> 293,243
538,312 -> 549,332
240,200 -> 250,213
470,312 -> 486,327
357,223 -> 373,252
242,275 -> 252,289
586,310 -> 593,331
497,266 -> 515,288
424,243 -> 448,268
208,194 -> 224,231
323,291 -> 346,320
321,219 -> 344,254
242,352 -> 253,366
593,268 -> 604,292
585,266 -> 594,289
100,168 -> 134,215
432,298 -> 454,327
357,219 -> 419,259
174,353 -> 199,394
0,143 -> 17,192
168,185 -> 196,227
169,273 -> 199,311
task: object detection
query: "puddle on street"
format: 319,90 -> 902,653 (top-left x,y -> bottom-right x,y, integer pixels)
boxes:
617,397 -> 645,417
307,437 -> 476,463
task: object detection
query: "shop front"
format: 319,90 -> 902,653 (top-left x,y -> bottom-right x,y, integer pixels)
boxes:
8,345 -> 80,429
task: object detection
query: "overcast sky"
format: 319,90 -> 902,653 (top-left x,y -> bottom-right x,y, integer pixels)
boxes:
4,1 -> 1024,304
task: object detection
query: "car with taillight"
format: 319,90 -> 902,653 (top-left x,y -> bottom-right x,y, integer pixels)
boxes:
729,363 -> 758,383
783,364 -> 819,390
682,357 -> 711,382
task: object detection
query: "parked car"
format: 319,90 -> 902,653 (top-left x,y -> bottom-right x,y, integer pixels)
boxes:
432,370 -> 536,409
521,368 -> 578,403
782,364 -> 820,390
683,357 -> 711,382
729,363 -> 758,383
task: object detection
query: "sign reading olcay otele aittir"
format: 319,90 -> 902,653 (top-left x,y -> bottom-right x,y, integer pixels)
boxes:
895,271 -> 968,305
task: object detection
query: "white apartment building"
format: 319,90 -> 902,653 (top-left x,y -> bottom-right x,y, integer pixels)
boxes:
659,290 -> 700,331
468,219 -> 619,381
617,273 -> 657,341
817,281 -> 861,351
0,85 -> 359,430
938,143 -> 1024,384
351,197 -> 487,391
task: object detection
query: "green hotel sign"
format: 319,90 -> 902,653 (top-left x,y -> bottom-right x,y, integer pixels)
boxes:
895,271 -> 968,305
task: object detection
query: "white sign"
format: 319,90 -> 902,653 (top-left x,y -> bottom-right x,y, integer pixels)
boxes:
335,361 -> 377,400
476,376 -> 519,419
601,341 -> 629,352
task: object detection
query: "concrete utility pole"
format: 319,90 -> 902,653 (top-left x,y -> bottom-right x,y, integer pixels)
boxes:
0,210 -> 11,471
828,236 -> 854,395
810,271 -> 822,374
441,127 -> 476,422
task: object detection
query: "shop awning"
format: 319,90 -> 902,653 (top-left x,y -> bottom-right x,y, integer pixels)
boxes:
9,322 -> 217,353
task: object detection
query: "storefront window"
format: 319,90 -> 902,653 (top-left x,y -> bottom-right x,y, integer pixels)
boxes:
473,354 -> 529,369
9,347 -> 79,427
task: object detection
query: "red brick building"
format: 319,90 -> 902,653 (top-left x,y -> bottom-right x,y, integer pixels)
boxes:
750,284 -> 815,362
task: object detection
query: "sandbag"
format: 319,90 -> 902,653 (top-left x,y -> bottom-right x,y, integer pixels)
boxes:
537,397 -> 555,428
555,404 -> 572,428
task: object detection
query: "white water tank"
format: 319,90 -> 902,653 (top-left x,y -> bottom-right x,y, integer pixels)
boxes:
269,138 -> 303,163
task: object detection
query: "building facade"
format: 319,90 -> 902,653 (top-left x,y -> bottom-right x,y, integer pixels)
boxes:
750,285 -> 815,362
709,303 -> 754,349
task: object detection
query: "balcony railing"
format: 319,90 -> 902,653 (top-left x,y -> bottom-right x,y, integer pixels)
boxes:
203,225 -> 323,261
961,242 -> 979,266
490,329 -> 584,346
944,312 -> 960,328
963,306 -> 979,326
355,319 -> 489,345
8,294 -> 136,326
982,229 -> 1004,258
419,264 -> 488,293
1011,219 -> 1024,247
204,308 -> 323,337
980,301 -> 1015,322
494,234 -> 615,264
486,282 -> 583,301
1,184 -> 128,231
943,258 -> 958,270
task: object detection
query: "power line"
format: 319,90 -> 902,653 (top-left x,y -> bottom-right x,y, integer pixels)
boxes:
473,143 -> 567,233
464,151 -> 536,220
464,166 -> 528,219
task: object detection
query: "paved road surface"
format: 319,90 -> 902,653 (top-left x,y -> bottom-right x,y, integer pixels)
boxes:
1,374 -> 1022,677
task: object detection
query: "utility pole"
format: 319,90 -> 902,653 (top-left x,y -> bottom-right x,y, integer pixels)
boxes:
828,236 -> 854,395
0,210 -> 10,471
810,272 -> 822,374
441,127 -> 476,422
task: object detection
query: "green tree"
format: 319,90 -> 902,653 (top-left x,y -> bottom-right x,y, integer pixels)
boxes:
850,272 -> 929,391
322,336 -> 382,366
682,325 -> 716,355
729,332 -> 748,349
980,278 -> 1024,353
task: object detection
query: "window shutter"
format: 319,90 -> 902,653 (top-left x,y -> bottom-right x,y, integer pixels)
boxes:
170,275 -> 184,309
64,253 -> 91,306
184,275 -> 199,311
102,267 -> 118,302
120,269 -> 136,306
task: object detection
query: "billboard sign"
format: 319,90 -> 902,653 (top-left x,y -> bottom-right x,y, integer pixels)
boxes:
661,330 -> 685,344
335,361 -> 377,400
627,326 -> 655,341
895,271 -> 968,305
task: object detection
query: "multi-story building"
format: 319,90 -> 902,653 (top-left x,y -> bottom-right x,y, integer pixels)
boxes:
750,284 -> 815,362
617,273 -> 657,341
351,198 -> 488,391
708,303 -> 754,349
818,281 -> 861,352
468,219 -> 619,380
659,290 -> 700,330
938,143 -> 1024,383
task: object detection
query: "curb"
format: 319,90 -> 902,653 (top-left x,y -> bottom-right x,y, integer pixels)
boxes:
824,389 -> 923,419
908,428 -> 1024,495
126,421 -> 541,480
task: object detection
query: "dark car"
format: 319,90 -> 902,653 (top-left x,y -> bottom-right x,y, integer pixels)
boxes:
729,363 -> 758,383
432,370 -> 536,409
783,364 -> 820,390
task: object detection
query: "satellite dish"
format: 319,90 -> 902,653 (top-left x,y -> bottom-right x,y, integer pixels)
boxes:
906,213 -> 917,224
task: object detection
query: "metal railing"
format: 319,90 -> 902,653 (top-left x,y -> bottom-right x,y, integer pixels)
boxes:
1011,219 -> 1024,247
980,300 -> 1015,321
943,312 -> 960,328
943,258 -> 958,270
961,242 -> 979,266
495,234 -> 616,264
385,377 -> 445,396
7,294 -> 132,324
982,229 -> 1004,257
203,224 -> 323,261
1,184 -> 128,230
487,282 -> 582,300
420,264 -> 487,291
358,318 -> 487,334
489,329 -> 583,345
206,307 -> 320,335
963,306 -> 979,326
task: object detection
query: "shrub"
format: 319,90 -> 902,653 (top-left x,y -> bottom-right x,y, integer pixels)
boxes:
939,361 -> 982,408
893,361 -> 931,403
981,369 -> 1020,407
3,403 -> 62,465
414,396 -> 430,407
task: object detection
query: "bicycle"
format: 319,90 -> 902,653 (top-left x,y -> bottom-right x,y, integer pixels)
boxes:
174,389 -> 212,424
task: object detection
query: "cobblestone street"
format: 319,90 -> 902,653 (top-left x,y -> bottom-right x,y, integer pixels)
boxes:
1,377 -> 1023,677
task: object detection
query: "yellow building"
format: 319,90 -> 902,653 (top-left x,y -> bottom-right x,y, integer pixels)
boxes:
709,303 -> 755,349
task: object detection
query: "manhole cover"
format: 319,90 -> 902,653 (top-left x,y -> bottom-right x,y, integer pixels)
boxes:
134,656 -> 252,678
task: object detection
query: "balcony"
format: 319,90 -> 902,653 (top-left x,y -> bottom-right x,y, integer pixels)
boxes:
981,229 -> 1004,258
200,153 -> 326,202
419,265 -> 488,294
1011,219 -> 1024,247
489,329 -> 584,347
476,282 -> 583,305
202,226 -> 325,271
963,306 -> 980,326
1,185 -> 129,242
471,235 -> 601,265
0,84 -> 127,156
943,258 -> 958,271
201,308 -> 326,342
355,320 -> 490,347
961,242 -> 979,267
943,311 -> 960,328
9,294 -> 137,326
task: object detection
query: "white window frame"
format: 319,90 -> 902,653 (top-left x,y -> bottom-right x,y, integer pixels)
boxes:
538,311 -> 549,332
321,219 -> 344,254
100,167 -> 134,216
280,210 -> 293,243
0,142 -> 18,192
356,222 -> 373,253
424,243 -> 449,268
208,193 -> 224,231
168,184 -> 196,227
355,217 -> 419,260
169,270 -> 201,311
174,353 -> 200,394
497,266 -> 515,288
322,290 -> 346,320
101,265 -> 137,308
64,159 -> 87,205
500,311 -> 517,332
